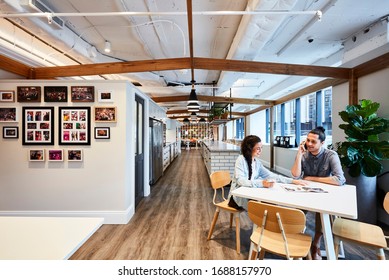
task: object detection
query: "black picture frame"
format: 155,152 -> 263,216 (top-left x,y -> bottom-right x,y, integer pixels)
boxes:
44,86 -> 68,102
3,126 -> 19,139
58,106 -> 91,145
94,127 -> 110,139
22,107 -> 54,145
70,86 -> 95,102
17,86 -> 42,102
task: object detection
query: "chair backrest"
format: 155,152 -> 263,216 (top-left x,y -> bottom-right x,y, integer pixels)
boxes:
209,171 -> 231,190
384,192 -> 389,214
248,200 -> 306,234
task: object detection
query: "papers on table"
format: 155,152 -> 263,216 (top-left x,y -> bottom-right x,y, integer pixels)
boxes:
280,184 -> 328,193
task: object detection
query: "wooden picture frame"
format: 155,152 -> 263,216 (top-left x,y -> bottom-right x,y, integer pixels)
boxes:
3,126 -> 19,139
0,90 -> 15,102
28,149 -> 45,161
67,149 -> 83,161
94,127 -> 110,139
44,86 -> 68,102
58,106 -> 91,145
17,86 -> 42,102
22,107 -> 54,145
0,107 -> 17,122
94,106 -> 117,122
70,86 -> 95,102
97,89 -> 113,102
48,149 -> 64,161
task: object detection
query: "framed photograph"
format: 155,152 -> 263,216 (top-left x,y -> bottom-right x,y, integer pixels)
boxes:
97,90 -> 113,102
48,149 -> 64,161
22,107 -> 54,145
29,149 -> 45,161
70,86 -> 94,102
3,126 -> 18,139
44,86 -> 68,102
67,149 -> 83,161
59,106 -> 91,145
95,127 -> 110,139
17,86 -> 41,102
0,107 -> 17,122
94,106 -> 117,122
0,90 -> 15,102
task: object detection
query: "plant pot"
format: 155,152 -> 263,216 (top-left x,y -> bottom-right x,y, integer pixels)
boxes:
344,168 -> 377,224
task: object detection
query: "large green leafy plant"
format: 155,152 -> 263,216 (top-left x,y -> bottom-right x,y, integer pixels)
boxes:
336,99 -> 389,177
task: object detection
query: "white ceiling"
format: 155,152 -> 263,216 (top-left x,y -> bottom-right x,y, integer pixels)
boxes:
0,0 -> 388,115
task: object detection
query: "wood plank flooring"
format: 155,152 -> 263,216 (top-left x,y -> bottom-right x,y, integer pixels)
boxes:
70,149 -> 389,260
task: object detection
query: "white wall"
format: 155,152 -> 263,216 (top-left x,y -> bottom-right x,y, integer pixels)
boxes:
0,80 -> 151,224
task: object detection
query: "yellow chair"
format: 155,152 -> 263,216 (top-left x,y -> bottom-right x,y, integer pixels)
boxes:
207,170 -> 244,254
332,192 -> 389,260
247,200 -> 312,260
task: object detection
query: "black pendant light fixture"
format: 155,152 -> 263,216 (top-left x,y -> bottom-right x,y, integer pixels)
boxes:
187,80 -> 199,112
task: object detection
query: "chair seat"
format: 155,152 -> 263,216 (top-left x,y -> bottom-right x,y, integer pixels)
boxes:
332,218 -> 387,248
215,200 -> 244,213
251,227 -> 311,258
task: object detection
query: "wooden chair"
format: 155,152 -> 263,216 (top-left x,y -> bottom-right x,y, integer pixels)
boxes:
207,170 -> 244,254
247,200 -> 312,260
332,192 -> 389,260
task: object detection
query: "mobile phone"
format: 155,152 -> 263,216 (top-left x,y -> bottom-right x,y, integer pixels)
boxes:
301,141 -> 307,150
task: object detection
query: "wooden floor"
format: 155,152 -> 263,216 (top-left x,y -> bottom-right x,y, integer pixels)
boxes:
71,149 -> 389,260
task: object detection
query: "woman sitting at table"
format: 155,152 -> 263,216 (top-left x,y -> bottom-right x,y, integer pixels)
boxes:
228,135 -> 307,211
291,126 -> 346,260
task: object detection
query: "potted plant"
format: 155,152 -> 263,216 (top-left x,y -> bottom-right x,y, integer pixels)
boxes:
335,99 -> 389,223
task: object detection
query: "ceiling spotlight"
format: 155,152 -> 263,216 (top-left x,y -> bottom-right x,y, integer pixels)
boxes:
104,41 -> 111,53
47,14 -> 53,24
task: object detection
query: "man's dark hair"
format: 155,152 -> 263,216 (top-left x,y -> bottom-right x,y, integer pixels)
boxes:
309,126 -> 326,142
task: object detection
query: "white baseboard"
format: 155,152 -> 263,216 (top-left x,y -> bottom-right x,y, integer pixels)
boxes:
0,205 -> 134,225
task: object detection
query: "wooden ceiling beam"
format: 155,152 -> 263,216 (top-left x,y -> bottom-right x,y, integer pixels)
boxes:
152,94 -> 274,105
33,58 -> 191,79
274,78 -> 346,105
0,53 -> 32,78
193,57 -> 351,79
353,52 -> 389,78
30,57 -> 351,80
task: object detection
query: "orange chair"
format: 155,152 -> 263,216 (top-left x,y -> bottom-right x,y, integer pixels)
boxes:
207,171 -> 244,254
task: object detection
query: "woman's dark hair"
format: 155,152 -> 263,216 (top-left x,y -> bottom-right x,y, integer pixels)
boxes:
309,126 -> 326,142
241,135 -> 261,180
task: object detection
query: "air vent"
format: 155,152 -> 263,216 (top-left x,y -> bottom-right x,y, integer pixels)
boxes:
21,0 -> 64,29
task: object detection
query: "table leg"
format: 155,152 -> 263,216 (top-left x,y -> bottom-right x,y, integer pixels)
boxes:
320,213 -> 336,260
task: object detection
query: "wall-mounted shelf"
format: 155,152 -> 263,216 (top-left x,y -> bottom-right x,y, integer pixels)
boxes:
210,119 -> 230,125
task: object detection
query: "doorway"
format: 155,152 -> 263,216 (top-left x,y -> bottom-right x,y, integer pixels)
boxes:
134,95 -> 144,207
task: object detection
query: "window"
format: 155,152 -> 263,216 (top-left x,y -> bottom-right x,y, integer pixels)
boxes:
235,117 -> 244,139
299,93 -> 316,141
266,87 -> 333,145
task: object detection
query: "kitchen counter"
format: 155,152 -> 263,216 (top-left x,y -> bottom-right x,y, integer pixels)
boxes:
200,140 -> 240,176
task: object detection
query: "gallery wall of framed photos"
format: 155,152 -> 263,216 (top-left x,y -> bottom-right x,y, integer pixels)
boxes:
0,80 -> 154,223
1,83 -> 120,159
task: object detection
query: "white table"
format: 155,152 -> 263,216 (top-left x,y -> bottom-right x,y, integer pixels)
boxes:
231,182 -> 357,260
0,216 -> 104,260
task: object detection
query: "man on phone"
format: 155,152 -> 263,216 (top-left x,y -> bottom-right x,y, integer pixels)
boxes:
291,126 -> 346,260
